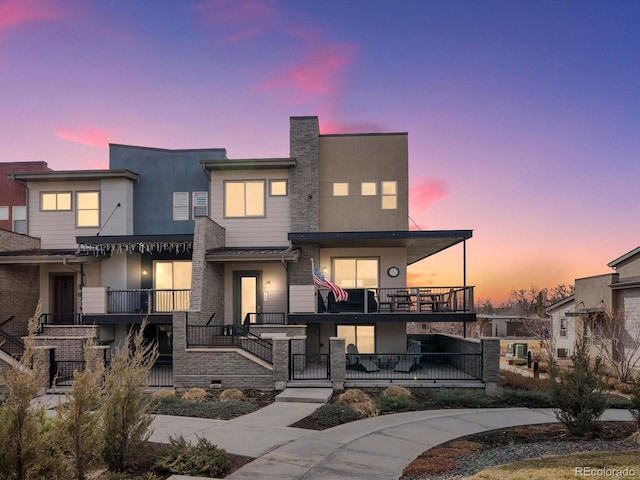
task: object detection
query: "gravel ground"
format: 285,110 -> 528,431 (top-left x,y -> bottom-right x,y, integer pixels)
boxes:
413,440 -> 640,479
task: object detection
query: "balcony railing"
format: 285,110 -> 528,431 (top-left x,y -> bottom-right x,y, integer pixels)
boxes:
316,286 -> 474,314
107,289 -> 191,314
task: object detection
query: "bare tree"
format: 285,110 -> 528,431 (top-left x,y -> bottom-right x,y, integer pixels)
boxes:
588,309 -> 640,384
509,286 -> 546,317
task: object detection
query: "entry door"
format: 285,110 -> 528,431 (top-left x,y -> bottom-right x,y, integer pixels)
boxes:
234,271 -> 262,326
53,274 -> 75,324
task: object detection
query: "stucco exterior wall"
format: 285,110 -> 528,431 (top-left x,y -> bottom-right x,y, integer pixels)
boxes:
575,274 -> 617,313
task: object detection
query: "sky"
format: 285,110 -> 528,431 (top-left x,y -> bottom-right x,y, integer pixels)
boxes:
1,0 -> 639,304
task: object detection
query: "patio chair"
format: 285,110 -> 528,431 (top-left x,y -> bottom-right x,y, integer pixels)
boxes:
346,343 -> 380,372
394,342 -> 423,372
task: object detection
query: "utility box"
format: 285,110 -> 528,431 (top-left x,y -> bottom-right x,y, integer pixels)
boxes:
514,343 -> 528,358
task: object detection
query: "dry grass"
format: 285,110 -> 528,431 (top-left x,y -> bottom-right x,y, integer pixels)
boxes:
382,385 -> 412,398
219,389 -> 245,402
151,389 -> 175,399
470,451 -> 640,480
337,389 -> 379,418
182,387 -> 208,402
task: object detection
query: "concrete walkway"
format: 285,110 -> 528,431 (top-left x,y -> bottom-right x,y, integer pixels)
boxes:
34,391 -> 634,480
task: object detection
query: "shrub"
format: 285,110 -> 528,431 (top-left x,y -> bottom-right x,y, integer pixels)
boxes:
154,435 -> 229,478
151,389 -> 176,399
499,370 -> 549,392
219,389 -> 245,401
182,388 -> 208,402
500,389 -> 554,408
551,339 -> 607,436
151,397 -> 256,419
310,404 -> 361,427
382,385 -> 412,398
377,394 -> 415,413
337,389 -> 379,418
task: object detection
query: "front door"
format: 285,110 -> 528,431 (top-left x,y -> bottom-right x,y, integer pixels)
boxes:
53,274 -> 75,324
234,271 -> 262,326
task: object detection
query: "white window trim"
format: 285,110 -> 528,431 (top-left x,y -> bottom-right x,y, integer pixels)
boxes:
0,206 -> 8,221
192,191 -> 208,218
173,192 -> 189,221
12,206 -> 27,234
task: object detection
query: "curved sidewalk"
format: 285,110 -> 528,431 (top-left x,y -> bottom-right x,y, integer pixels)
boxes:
151,407 -> 633,480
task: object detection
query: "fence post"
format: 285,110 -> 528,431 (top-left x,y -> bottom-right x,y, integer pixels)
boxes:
481,337 -> 500,396
329,337 -> 346,391
272,337 -> 289,391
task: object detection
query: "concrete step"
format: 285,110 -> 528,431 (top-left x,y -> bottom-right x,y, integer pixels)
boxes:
275,387 -> 333,404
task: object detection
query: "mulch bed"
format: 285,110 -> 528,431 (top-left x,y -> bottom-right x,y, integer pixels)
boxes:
400,422 -> 640,479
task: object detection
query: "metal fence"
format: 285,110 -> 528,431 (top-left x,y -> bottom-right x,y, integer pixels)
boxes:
107,289 -> 190,314
244,312 -> 286,324
186,324 -> 273,364
345,352 -> 482,381
290,353 -> 330,380
50,360 -> 174,387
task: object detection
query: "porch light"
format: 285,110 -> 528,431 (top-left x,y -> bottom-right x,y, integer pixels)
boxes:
142,268 -> 149,276
265,280 -> 271,288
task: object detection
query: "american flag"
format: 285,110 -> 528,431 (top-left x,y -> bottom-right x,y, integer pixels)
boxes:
313,265 -> 349,302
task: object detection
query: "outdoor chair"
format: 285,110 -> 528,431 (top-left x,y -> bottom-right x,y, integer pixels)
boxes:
346,343 -> 380,372
394,341 -> 423,372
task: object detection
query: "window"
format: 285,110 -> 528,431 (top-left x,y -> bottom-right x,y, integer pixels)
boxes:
560,317 -> 567,337
76,192 -> 100,227
557,348 -> 568,358
41,192 -> 71,211
173,192 -> 189,221
337,325 -> 375,354
13,206 -> 27,234
333,258 -> 379,288
333,182 -> 349,196
381,181 -> 397,209
361,182 -> 376,196
225,181 -> 265,217
154,260 -> 192,311
269,180 -> 288,196
192,191 -> 208,218
0,206 -> 8,221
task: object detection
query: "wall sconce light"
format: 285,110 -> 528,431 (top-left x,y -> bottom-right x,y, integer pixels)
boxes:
265,281 -> 271,288
142,269 -> 149,276
322,267 -> 327,274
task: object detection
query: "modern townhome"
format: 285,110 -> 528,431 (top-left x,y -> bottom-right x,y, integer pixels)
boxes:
547,244 -> 640,365
0,116 -> 497,393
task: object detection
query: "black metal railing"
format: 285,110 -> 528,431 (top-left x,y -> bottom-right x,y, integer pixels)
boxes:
50,360 -> 173,387
107,289 -> 191,314
38,313 -> 83,332
186,324 -> 273,364
344,352 -> 482,381
290,353 -> 330,380
0,328 -> 25,361
316,286 -> 474,314
148,364 -> 173,387
244,312 -> 286,325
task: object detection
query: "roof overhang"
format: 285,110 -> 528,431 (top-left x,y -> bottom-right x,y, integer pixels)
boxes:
10,169 -> 139,182
288,230 -> 472,265
0,249 -> 91,265
206,247 -> 300,262
77,234 -> 193,255
201,158 -> 296,171
566,307 -> 606,317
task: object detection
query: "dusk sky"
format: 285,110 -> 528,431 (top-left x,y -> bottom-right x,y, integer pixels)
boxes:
2,0 -> 639,304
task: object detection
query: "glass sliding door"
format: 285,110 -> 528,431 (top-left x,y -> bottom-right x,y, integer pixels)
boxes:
154,261 -> 192,312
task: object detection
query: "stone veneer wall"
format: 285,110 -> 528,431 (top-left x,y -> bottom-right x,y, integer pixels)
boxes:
189,217 -> 225,326
0,231 -> 41,338
173,312 -> 274,390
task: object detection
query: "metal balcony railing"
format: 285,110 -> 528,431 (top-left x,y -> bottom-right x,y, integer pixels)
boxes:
107,289 -> 191,314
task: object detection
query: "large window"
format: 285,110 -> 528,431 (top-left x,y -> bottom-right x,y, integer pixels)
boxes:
41,192 -> 71,211
333,258 -> 379,288
154,260 -> 192,311
13,206 -> 27,233
337,325 -> 375,353
76,192 -> 100,227
381,181 -> 397,209
225,181 -> 265,217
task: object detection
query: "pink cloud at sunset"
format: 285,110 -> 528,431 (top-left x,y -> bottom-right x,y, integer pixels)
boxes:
256,44 -> 356,107
408,177 -> 449,229
193,0 -> 278,44
0,0 -> 59,32
55,127 -> 110,148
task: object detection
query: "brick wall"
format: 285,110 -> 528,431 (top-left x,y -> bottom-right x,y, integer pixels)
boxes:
289,244 -> 319,287
481,337 -> 500,395
0,230 -> 40,252
0,264 -> 39,338
289,116 -> 319,233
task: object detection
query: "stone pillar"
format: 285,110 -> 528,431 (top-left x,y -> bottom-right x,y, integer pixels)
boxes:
272,337 -> 290,391
173,311 -> 188,382
329,337 -> 346,391
290,336 -> 307,374
481,337 -> 500,396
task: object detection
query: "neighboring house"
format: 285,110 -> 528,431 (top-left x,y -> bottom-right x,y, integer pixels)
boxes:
0,161 -> 50,233
475,314 -> 546,338
546,295 -> 576,359
0,116 -> 497,392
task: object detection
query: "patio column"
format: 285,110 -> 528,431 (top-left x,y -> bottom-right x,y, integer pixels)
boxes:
272,337 -> 290,391
329,337 -> 346,391
481,337 -> 500,396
